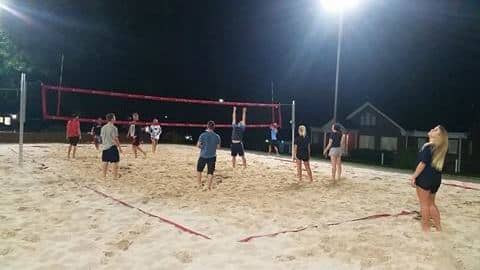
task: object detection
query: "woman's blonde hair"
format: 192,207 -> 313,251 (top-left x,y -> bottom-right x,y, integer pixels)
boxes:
298,125 -> 307,137
428,125 -> 448,171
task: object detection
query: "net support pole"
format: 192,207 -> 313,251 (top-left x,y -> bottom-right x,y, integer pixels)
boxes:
56,53 -> 64,116
18,73 -> 27,165
291,100 -> 295,159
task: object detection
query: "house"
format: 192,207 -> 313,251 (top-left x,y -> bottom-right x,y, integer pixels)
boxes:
311,102 -> 471,173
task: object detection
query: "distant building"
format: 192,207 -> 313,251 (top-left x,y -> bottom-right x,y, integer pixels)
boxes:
311,102 -> 471,173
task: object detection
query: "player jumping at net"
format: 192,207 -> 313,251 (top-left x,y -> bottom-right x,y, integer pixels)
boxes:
231,107 -> 247,168
66,114 -> 81,159
127,112 -> 147,158
89,117 -> 103,151
268,123 -> 280,155
293,125 -> 313,182
148,118 -> 162,153
196,120 -> 221,191
101,113 -> 122,179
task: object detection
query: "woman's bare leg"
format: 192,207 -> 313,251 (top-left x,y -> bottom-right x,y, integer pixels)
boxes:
330,156 -> 337,182
296,159 -> 302,181
102,162 -> 108,178
112,163 -> 119,179
67,145 -> 72,158
337,156 -> 342,180
304,161 -> 313,182
429,193 -> 442,231
133,145 -> 137,158
416,187 -> 432,232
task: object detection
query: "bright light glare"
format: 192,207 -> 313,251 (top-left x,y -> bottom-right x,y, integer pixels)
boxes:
4,117 -> 11,126
0,2 -> 32,23
320,0 -> 360,13
11,114 -> 17,120
218,99 -> 224,103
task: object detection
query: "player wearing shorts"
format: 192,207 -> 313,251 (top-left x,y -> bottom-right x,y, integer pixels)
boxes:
231,107 -> 247,168
66,114 -> 81,159
101,113 -> 122,179
127,113 -> 147,158
90,118 -> 103,150
148,118 -> 162,153
268,123 -> 280,156
323,124 -> 345,183
293,125 -> 313,182
196,121 -> 221,190
410,125 -> 448,232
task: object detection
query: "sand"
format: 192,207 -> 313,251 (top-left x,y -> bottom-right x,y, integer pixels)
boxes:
0,143 -> 479,269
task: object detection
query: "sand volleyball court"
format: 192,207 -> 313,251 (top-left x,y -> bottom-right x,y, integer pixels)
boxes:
0,144 -> 479,269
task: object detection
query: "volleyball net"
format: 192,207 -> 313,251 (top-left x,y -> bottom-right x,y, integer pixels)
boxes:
41,84 -> 282,128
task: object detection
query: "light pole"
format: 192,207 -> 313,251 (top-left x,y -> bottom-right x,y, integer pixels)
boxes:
320,0 -> 359,123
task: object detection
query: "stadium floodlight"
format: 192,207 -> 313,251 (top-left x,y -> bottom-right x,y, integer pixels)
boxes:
319,0 -> 362,122
320,0 -> 360,14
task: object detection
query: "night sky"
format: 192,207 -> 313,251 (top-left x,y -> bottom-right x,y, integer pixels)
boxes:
1,0 -> 480,132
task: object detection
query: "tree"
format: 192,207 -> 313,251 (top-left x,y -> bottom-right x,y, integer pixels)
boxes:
0,24 -> 30,87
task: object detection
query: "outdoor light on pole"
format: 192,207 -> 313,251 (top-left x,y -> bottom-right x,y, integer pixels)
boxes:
320,0 -> 360,123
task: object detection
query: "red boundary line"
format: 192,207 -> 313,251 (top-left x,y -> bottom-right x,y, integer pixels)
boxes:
83,186 -> 211,240
238,210 -> 417,243
443,183 -> 480,191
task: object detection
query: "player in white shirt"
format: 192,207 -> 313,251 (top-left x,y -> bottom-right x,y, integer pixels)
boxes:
148,118 -> 162,153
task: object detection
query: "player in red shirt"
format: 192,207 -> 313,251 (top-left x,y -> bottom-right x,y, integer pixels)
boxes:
66,114 -> 81,159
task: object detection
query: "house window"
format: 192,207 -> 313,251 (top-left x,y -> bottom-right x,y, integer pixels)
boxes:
380,137 -> 398,151
417,138 -> 427,150
4,117 -> 11,126
359,135 -> 375,150
361,112 -> 376,126
448,139 -> 458,154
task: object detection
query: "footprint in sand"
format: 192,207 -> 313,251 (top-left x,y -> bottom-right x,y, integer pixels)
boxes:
275,255 -> 296,262
22,234 -> 40,243
174,251 -> 193,264
115,239 -> 132,251
1,230 -> 16,239
0,247 -> 14,256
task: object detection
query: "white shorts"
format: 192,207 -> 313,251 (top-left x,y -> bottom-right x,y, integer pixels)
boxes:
329,147 -> 342,157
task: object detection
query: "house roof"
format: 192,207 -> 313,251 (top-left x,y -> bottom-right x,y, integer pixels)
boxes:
345,102 -> 407,135
406,130 -> 468,139
311,119 -> 346,133
312,102 -> 470,137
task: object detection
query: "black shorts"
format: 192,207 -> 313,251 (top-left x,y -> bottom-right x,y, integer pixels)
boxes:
416,177 -> 441,194
231,142 -> 245,157
132,137 -> 141,146
68,136 -> 79,146
296,154 -> 309,162
102,146 -> 120,163
197,156 -> 216,175
94,136 -> 102,145
270,140 -> 278,147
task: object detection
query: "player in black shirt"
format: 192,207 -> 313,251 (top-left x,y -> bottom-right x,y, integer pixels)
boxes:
127,113 -> 147,158
323,124 -> 345,183
293,125 -> 313,182
90,118 -> 103,150
410,125 -> 448,232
